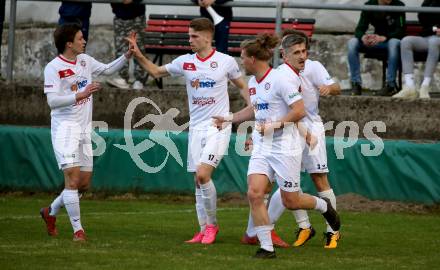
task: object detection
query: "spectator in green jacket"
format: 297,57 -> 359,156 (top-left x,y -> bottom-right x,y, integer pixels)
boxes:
347,0 -> 405,96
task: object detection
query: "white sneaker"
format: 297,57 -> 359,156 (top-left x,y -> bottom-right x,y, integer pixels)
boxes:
107,77 -> 130,89
392,85 -> 418,99
419,85 -> 431,99
132,80 -> 144,90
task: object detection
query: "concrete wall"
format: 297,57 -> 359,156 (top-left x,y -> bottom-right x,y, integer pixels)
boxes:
2,25 -> 440,90
1,81 -> 439,140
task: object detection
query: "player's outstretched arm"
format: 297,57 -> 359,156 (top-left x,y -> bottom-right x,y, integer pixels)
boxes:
125,32 -> 170,79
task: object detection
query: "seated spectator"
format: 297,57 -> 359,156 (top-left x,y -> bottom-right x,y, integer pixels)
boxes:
393,0 -> 440,99
191,0 -> 232,54
347,0 -> 405,96
107,0 -> 147,90
58,1 -> 92,41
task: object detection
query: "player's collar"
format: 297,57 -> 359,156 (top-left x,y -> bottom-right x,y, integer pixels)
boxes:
285,62 -> 300,76
196,49 -> 216,62
58,54 -> 77,65
255,67 -> 272,84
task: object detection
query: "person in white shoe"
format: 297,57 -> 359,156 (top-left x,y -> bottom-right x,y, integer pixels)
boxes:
269,30 -> 341,249
240,30 -> 342,250
393,0 -> 440,99
40,23 -> 132,241
213,33 -> 341,258
126,18 -> 248,245
108,0 -> 147,90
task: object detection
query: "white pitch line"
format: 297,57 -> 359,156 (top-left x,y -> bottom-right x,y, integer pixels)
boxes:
0,207 -> 247,221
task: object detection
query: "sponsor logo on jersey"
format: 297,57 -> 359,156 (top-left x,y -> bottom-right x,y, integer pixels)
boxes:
249,87 -> 256,95
80,60 -> 86,67
288,92 -> 300,99
183,62 -> 197,71
192,96 -> 216,106
252,101 -> 269,111
210,61 -> 218,70
44,85 -> 53,88
74,96 -> 91,106
71,78 -> 88,92
190,78 -> 216,90
58,69 -> 75,78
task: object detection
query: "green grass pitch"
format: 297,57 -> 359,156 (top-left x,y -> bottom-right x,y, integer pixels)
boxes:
1,194 -> 439,270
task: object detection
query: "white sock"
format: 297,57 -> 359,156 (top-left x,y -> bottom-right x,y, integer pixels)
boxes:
291,189 -> 311,229
49,191 -> 64,216
63,189 -> 83,233
195,188 -> 207,232
318,189 -> 337,232
404,74 -> 415,88
314,196 -> 328,214
255,225 -> 274,252
421,77 -> 431,87
246,193 -> 270,237
200,180 -> 217,225
245,210 -> 256,237
268,189 -> 286,225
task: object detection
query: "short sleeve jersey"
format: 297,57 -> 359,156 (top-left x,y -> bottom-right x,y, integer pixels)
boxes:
165,49 -> 241,129
248,67 -> 303,155
44,54 -> 109,133
299,59 -> 334,127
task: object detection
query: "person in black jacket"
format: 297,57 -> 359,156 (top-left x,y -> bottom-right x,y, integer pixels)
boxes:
192,0 -> 232,53
347,0 -> 405,96
58,1 -> 92,41
393,0 -> 440,99
107,0 -> 146,90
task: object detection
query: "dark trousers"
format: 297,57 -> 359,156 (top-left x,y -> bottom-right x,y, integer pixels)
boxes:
214,19 -> 230,54
58,16 -> 90,41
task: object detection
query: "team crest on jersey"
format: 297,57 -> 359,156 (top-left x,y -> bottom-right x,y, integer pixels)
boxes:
264,82 -> 271,91
249,87 -> 256,96
210,61 -> 218,70
183,62 -> 197,71
58,69 -> 75,79
80,60 -> 86,67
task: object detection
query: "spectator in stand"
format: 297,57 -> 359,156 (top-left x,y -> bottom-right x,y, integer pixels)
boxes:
347,0 -> 405,96
58,1 -> 92,41
393,0 -> 440,99
192,0 -> 232,54
107,0 -> 147,90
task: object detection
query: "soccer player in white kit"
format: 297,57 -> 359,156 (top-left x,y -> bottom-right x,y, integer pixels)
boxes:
213,33 -> 340,258
271,30 -> 342,249
241,30 -> 342,249
126,18 -> 248,244
40,23 -> 132,241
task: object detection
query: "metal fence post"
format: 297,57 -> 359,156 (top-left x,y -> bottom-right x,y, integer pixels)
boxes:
6,0 -> 17,82
273,0 -> 283,68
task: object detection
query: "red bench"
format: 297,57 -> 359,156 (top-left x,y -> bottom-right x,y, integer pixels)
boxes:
144,14 -> 315,88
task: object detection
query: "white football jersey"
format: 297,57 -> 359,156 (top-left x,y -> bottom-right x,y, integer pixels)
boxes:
165,49 -> 241,129
298,59 -> 334,127
248,67 -> 303,155
44,54 -> 111,133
